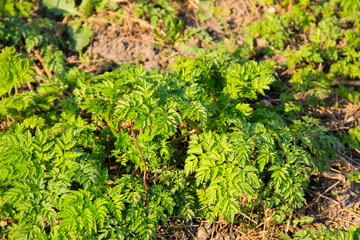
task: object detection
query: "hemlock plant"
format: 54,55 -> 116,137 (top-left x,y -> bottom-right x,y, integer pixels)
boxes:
0,46 -> 341,239
245,0 -> 360,102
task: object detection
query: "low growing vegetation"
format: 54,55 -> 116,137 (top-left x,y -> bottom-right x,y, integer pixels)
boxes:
1,0 -> 360,239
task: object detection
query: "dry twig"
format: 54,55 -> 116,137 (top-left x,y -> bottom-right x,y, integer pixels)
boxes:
34,50 -> 52,78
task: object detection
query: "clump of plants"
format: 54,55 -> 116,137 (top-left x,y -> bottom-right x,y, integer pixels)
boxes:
0,44 -> 341,239
2,0 -> 360,239
246,0 -> 360,105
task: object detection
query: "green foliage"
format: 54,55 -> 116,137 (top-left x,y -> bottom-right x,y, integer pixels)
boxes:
224,61 -> 275,100
186,114 -> 339,223
42,0 -> 78,16
1,0 -> 356,238
336,85 -> 360,103
0,0 -> 34,17
0,38 -> 345,237
0,127 -> 105,239
41,0 -> 95,53
0,17 -> 67,74
133,0 -> 185,44
41,0 -> 96,17
292,223 -> 360,240
0,48 -> 67,128
197,1 -> 215,22
68,24 -> 93,53
257,0 -> 310,7
245,0 -> 360,100
0,46 -> 34,97
344,126 -> 360,151
246,13 -> 288,51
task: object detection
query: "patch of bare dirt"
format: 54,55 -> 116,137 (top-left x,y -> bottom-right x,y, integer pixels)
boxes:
82,0 -> 272,73
303,178 -> 360,229
91,30 -> 164,71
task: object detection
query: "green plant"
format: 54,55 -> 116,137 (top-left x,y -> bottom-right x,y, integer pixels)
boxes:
344,126 -> 360,154
0,0 -> 35,17
0,127 -> 105,239
41,0 -> 94,54
336,85 -> 360,103
133,0 -> 186,45
0,16 -> 67,75
42,0 -> 96,18
2,1 -> 359,238
0,47 -> 67,130
292,223 -> 360,240
0,47 -> 34,96
0,46 -> 343,239
245,0 -> 360,104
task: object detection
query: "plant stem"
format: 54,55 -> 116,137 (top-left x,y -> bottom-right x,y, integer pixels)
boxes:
168,129 -> 196,144
128,117 -> 148,205
184,118 -> 202,135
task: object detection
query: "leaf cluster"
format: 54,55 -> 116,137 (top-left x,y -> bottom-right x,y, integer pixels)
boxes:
0,46 -> 342,239
245,0 -> 360,102
133,0 -> 185,44
0,0 -> 35,17
291,223 -> 360,240
0,15 -> 67,74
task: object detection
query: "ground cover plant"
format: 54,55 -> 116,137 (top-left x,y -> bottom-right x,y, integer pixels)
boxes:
1,0 -> 360,239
